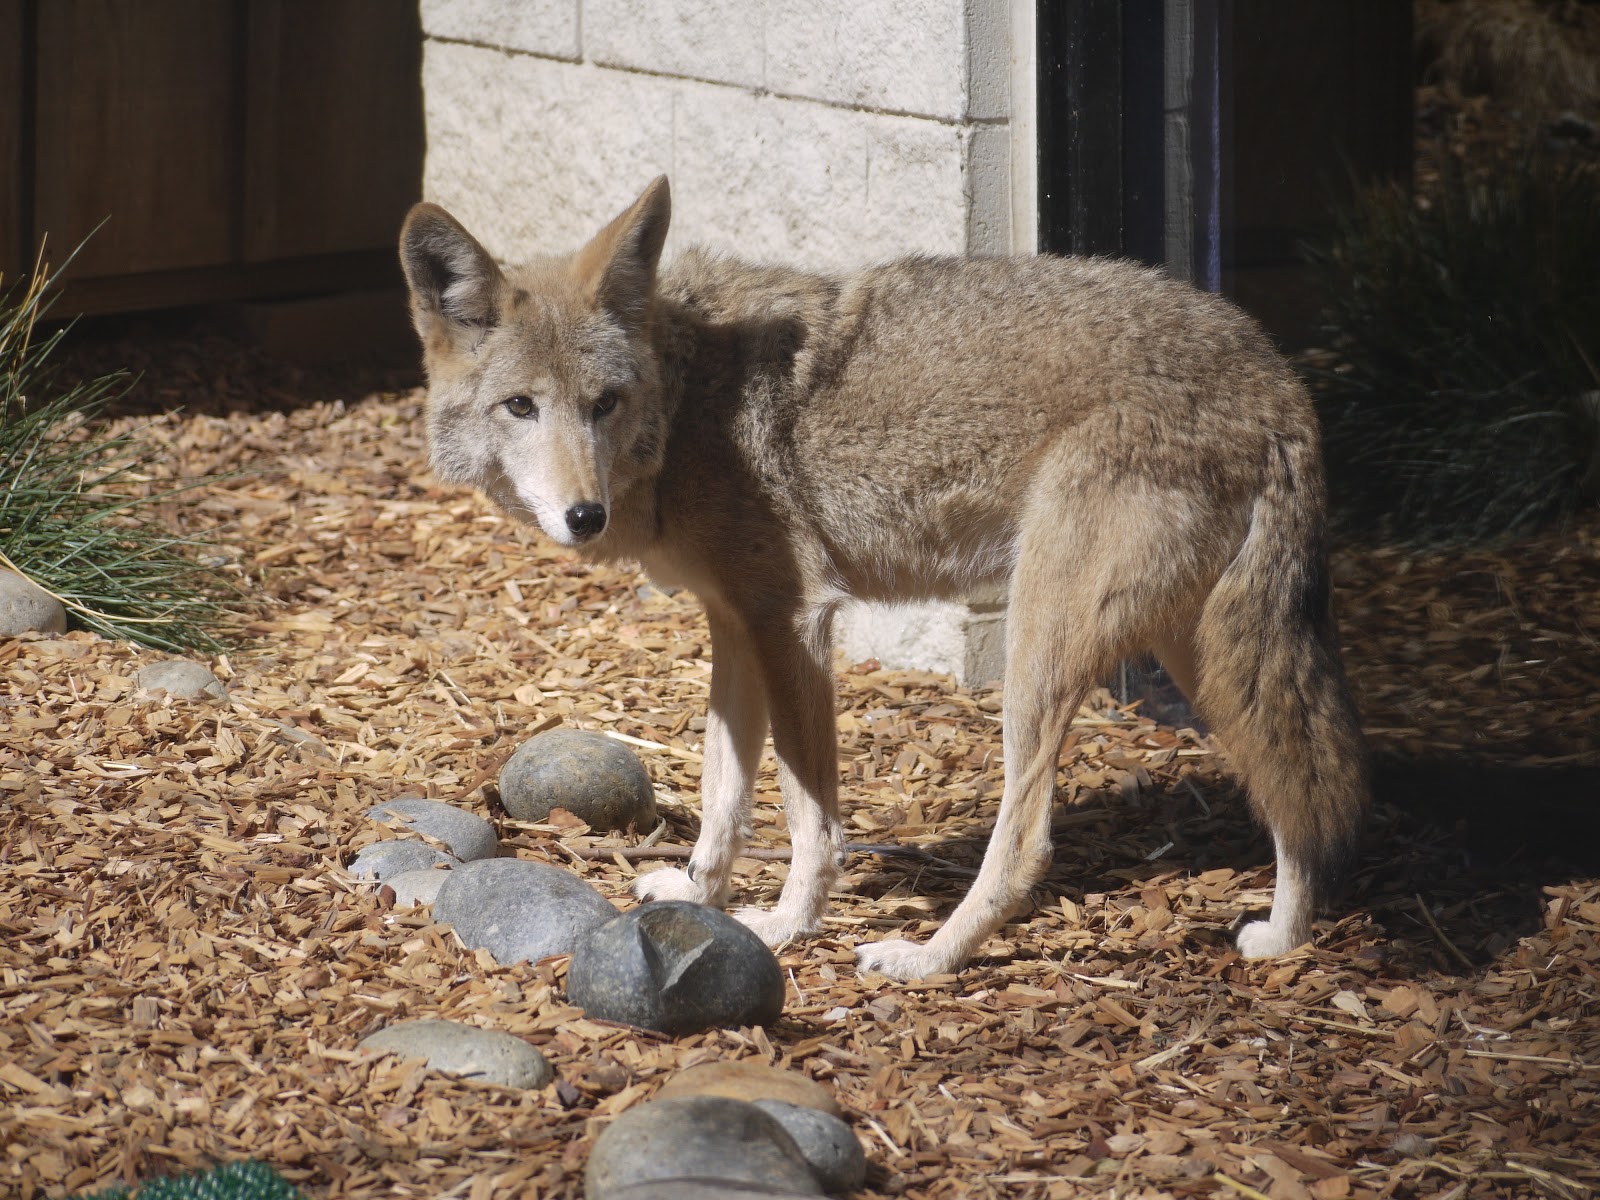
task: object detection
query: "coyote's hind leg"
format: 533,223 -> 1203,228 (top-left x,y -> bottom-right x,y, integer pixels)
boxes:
857,487 -> 1155,980
1190,506 -> 1370,959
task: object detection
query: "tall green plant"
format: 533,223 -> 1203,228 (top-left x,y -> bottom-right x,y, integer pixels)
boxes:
1306,157 -> 1600,543
0,256 -> 240,651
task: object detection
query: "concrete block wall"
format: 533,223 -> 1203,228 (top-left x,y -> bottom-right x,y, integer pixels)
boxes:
419,0 -> 1028,270
418,0 -> 1035,684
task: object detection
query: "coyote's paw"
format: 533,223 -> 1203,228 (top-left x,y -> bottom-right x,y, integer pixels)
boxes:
733,906 -> 821,949
855,938 -> 957,982
632,866 -> 725,907
1235,918 -> 1308,959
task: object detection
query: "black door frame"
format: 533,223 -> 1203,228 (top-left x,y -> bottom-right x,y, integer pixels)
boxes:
1036,0 -> 1230,289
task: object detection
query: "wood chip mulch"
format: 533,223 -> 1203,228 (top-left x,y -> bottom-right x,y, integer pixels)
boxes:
3,356 -> 1597,1200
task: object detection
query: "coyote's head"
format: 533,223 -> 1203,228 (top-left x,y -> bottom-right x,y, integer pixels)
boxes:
399,178 -> 672,547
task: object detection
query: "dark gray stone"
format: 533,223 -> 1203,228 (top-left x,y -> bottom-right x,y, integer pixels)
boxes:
358,1018 -> 552,1088
568,901 -> 785,1036
0,569 -> 66,636
498,729 -> 656,832
349,841 -> 457,881
367,797 -> 499,862
585,1096 -> 822,1198
136,659 -> 227,700
433,857 -> 619,965
752,1101 -> 867,1194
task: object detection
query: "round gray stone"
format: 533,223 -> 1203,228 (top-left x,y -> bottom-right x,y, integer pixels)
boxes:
349,841 -> 457,881
368,797 -> 499,862
567,901 -> 785,1036
432,857 -> 619,965
0,569 -> 66,636
136,659 -> 227,701
498,729 -> 657,832
601,1183 -> 824,1200
586,1096 -> 822,1198
384,868 -> 451,907
358,1018 -> 552,1089
752,1101 -> 867,1194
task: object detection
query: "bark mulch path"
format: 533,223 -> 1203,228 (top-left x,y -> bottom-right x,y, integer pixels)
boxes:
3,377 -> 1597,1200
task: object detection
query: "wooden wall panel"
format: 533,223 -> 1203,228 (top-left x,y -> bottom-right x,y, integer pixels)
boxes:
243,0 -> 423,261
0,0 -> 23,282
1229,0 -> 1414,266
33,0 -> 240,278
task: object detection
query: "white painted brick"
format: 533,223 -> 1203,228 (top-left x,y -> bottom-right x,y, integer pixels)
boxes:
584,0 -> 763,88
836,600 -> 1006,686
672,84 -> 967,272
421,0 -> 579,61
965,123 -> 1010,255
861,115 -> 970,257
765,0 -> 967,119
421,43 -> 674,259
670,88 -> 868,270
965,0 -> 1010,119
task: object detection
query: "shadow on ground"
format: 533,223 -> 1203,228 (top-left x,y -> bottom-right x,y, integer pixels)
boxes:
47,305 -> 422,418
1357,755 -> 1600,972
849,755 -> 1600,979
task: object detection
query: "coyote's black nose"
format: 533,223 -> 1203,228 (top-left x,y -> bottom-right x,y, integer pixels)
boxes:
565,502 -> 607,539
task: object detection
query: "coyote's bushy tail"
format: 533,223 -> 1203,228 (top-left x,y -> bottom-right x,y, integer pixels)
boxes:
1194,413 -> 1370,907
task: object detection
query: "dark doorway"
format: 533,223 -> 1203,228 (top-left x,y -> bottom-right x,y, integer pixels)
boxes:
1036,0 -> 1412,342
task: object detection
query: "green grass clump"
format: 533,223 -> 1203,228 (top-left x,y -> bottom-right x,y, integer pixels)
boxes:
1,258 -> 240,651
1307,157 -> 1600,544
83,1161 -> 301,1200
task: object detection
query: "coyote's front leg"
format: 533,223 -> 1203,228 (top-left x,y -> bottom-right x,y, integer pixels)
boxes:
731,617 -> 845,947
634,608 -> 768,908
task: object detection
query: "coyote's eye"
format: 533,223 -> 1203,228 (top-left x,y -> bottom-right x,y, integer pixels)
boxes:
592,390 -> 620,420
503,395 -> 537,419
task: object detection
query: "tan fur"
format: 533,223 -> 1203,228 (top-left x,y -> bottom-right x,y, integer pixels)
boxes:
399,177 -> 1370,981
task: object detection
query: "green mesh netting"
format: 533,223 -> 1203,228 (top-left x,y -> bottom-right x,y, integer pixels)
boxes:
82,1162 -> 300,1200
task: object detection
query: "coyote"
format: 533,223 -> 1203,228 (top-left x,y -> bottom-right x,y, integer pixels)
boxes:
399,177 -> 1368,980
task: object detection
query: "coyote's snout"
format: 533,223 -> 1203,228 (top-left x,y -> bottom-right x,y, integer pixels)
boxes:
400,177 -> 1370,982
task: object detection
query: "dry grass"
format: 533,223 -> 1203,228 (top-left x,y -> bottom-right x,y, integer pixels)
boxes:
2,362 -> 1597,1200
1417,0 -> 1600,117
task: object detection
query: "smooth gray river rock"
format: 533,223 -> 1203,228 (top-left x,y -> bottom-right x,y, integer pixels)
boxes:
585,1096 -> 822,1198
136,659 -> 227,700
567,901 -> 785,1035
498,729 -> 656,831
432,857 -> 619,965
0,570 -> 66,636
349,841 -> 458,881
367,797 -> 499,862
358,1018 -> 552,1088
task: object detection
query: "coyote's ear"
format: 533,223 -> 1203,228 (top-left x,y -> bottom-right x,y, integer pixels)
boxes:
575,176 -> 671,327
399,203 -> 504,346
